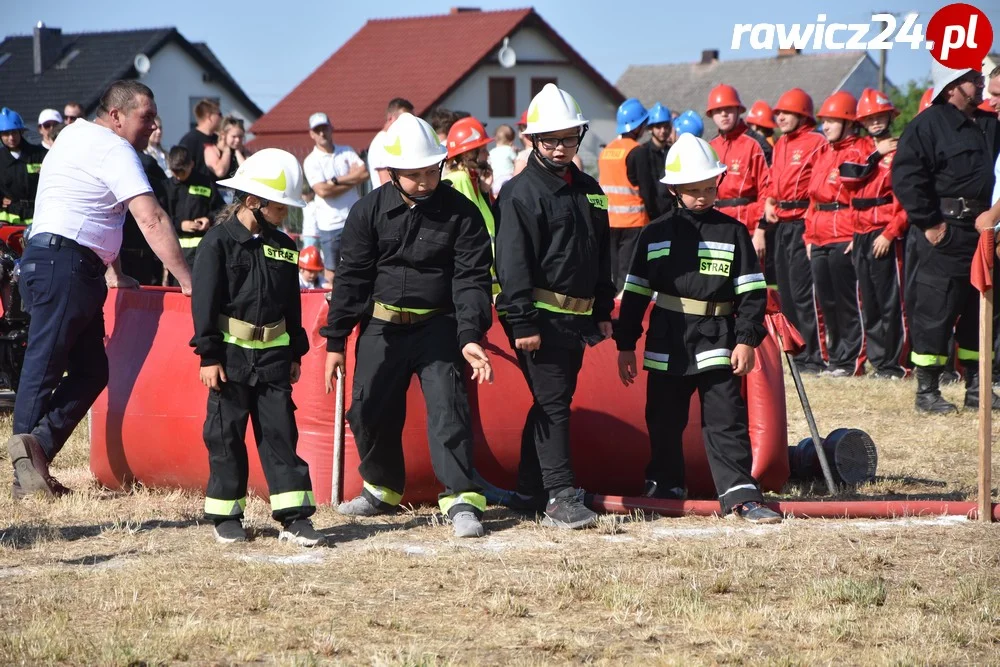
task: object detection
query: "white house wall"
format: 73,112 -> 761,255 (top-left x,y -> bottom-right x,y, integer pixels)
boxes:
140,41 -> 259,147
438,26 -> 618,173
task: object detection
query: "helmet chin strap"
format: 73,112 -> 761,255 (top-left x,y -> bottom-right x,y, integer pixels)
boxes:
388,165 -> 441,203
250,199 -> 275,229
530,127 -> 588,173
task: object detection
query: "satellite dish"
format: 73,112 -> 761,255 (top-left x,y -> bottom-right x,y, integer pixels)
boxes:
133,53 -> 151,76
498,37 -> 516,69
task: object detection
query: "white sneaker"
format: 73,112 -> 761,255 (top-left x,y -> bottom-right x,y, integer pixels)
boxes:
451,511 -> 484,538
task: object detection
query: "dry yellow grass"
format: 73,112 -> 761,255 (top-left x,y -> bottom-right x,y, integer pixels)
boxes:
0,373 -> 999,666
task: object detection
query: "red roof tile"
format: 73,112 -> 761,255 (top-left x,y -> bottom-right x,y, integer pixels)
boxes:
249,8 -> 622,155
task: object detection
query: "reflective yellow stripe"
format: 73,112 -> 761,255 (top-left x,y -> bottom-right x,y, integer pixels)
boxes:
363,481 -> 402,506
910,352 -> 948,367
222,331 -> 290,349
734,280 -> 766,294
270,490 -> 315,511
534,301 -> 593,316
26,163 -> 42,174
0,212 -> 7,222
188,184 -> 212,198
178,236 -> 203,248
439,491 -> 487,514
697,249 -> 735,260
957,347 -> 979,361
376,302 -> 438,315
205,496 -> 246,516
4,212 -> 22,225
263,245 -> 298,265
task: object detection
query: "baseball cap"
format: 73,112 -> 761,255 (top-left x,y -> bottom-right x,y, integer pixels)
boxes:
308,112 -> 331,130
38,109 -> 63,126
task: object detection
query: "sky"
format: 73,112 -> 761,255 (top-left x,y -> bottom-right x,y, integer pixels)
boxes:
5,0 -> 988,113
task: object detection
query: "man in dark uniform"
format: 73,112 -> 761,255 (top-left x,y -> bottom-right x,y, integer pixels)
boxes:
165,146 -> 224,281
893,62 -> 1000,413
633,102 -> 675,221
0,108 -> 47,227
322,113 -> 494,539
495,83 -> 616,529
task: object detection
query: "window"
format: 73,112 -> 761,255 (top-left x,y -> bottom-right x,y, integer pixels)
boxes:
0,53 -> 10,69
531,77 -> 558,98
189,96 -> 220,130
55,49 -> 81,70
489,77 -> 515,118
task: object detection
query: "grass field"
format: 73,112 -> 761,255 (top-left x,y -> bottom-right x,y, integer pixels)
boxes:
1,372 -> 999,665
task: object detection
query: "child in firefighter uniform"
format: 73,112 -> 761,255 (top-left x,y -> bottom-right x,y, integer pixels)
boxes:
614,134 -> 782,524
322,113 -> 494,539
165,146 -> 224,275
190,148 -> 325,546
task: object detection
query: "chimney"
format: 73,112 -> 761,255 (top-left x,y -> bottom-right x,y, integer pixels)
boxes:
450,7 -> 481,13
700,49 -> 720,65
33,22 -> 62,75
777,48 -> 801,58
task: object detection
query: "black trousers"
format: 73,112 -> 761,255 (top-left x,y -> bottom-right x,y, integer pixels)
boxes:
610,227 -> 643,294
118,248 -> 163,287
645,370 -> 762,512
853,230 -> 906,376
904,224 -> 979,367
347,316 -> 482,517
774,221 -> 823,370
512,341 -> 585,496
203,378 -> 315,523
810,241 -> 864,374
14,241 -> 109,460
763,225 -> 778,287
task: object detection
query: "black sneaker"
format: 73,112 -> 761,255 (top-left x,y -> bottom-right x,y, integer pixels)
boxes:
643,480 -> 686,500
542,487 -> 598,529
505,492 -> 547,514
279,519 -> 326,547
213,519 -> 247,544
729,501 -> 783,524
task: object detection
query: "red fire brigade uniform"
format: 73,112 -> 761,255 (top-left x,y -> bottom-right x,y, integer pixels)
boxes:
710,120 -> 770,233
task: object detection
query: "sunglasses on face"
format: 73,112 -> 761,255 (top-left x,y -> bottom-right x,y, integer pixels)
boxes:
536,134 -> 581,149
64,116 -> 79,122
41,122 -> 58,130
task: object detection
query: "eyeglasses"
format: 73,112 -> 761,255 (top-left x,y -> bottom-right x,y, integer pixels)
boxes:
536,134 -> 582,149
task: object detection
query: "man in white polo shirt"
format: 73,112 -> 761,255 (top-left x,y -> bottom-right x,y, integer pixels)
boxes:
302,112 -> 368,285
367,98 -> 413,190
7,80 -> 191,500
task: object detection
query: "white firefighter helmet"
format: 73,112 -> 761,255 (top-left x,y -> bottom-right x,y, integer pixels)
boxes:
523,83 -> 589,135
659,133 -> 727,186
217,148 -> 306,207
930,60 -> 976,102
382,113 -> 447,170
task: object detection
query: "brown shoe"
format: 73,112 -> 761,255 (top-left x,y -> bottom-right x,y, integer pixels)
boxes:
7,434 -> 60,498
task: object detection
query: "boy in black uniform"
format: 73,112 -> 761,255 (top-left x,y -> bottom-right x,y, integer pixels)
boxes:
166,146 -> 224,282
614,134 -> 782,524
322,114 -> 494,539
191,148 -> 325,546
494,84 -> 616,529
0,107 -> 47,227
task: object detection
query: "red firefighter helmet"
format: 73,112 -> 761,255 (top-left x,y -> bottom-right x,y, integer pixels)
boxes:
298,245 -> 323,272
746,100 -> 776,129
706,84 -> 745,114
918,88 -> 934,114
773,88 -> 815,120
855,88 -> 899,121
818,91 -> 858,122
979,99 -> 996,114
446,116 -> 493,160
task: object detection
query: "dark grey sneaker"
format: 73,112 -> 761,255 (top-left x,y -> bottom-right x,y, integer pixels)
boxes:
279,519 -> 326,547
505,492 -> 547,514
451,511 -> 484,538
729,501 -> 783,524
643,480 -> 686,500
213,519 -> 247,544
542,488 -> 598,529
337,495 -> 382,516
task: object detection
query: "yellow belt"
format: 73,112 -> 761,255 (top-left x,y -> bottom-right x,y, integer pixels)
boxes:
532,288 -> 594,314
654,295 -> 732,317
371,303 -> 443,325
217,315 -> 286,342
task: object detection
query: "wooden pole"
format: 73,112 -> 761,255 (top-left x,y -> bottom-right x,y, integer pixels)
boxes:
979,285 -> 993,522
332,367 -> 345,506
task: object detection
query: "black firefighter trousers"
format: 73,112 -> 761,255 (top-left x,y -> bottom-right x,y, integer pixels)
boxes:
645,369 -> 763,513
347,316 -> 483,518
810,241 -> 864,375
203,378 -> 315,524
904,223 -> 979,369
853,230 -> 906,376
774,220 -> 824,371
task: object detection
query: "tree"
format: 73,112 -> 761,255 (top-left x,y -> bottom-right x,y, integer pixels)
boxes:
890,77 -> 932,131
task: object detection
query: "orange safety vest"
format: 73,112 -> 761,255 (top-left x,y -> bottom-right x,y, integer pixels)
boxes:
598,137 -> 649,229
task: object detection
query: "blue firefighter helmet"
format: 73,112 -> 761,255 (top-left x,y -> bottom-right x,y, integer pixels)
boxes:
616,98 -> 649,134
0,108 -> 25,133
675,110 -> 704,138
647,102 -> 672,126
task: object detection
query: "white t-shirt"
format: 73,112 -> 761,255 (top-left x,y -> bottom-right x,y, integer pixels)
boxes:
488,145 -> 517,178
303,145 -> 364,232
31,119 -> 152,264
367,130 -> 388,190
301,199 -> 319,239
993,153 -> 999,206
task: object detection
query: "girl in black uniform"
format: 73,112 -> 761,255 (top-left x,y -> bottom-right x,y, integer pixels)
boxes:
191,148 -> 325,545
614,134 -> 782,524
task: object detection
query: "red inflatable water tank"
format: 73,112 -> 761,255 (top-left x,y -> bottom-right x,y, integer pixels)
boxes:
90,289 -> 789,503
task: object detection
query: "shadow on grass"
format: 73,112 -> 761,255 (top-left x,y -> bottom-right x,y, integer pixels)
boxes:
0,518 -> 201,550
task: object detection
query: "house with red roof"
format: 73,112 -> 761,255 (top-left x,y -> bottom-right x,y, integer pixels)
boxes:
249,7 -> 624,172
